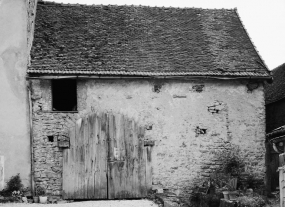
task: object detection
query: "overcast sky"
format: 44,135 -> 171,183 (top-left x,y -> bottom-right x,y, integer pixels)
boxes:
44,0 -> 285,70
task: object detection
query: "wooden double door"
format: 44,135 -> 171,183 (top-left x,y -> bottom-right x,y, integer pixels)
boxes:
62,112 -> 152,199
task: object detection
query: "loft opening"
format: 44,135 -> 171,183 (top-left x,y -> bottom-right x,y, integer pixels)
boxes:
52,79 -> 77,111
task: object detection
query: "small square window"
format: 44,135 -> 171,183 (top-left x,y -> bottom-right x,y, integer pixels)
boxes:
47,136 -> 54,142
52,79 -> 77,111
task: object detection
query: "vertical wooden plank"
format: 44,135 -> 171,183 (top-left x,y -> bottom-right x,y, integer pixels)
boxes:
114,114 -> 123,199
86,115 -> 91,199
280,169 -> 285,207
83,116 -> 87,198
69,126 -> 75,198
70,124 -> 76,199
146,145 -> 153,194
280,153 -> 285,167
83,116 -> 89,198
125,116 -> 134,198
118,114 -> 127,198
62,149 -> 68,199
108,113 -> 115,199
280,153 -> 285,207
102,112 -> 108,198
138,125 -> 147,197
90,113 -> 97,199
130,120 -> 136,197
74,119 -> 81,199
115,113 -> 127,199
94,112 -> 108,199
281,169 -> 284,207
62,122 -> 76,199
76,118 -> 81,199
133,119 -> 139,197
97,113 -> 102,199
79,118 -> 85,199
88,113 -> 95,199
94,113 -> 100,199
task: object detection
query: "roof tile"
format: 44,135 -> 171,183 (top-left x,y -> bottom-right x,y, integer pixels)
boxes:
265,63 -> 285,104
28,1 -> 270,77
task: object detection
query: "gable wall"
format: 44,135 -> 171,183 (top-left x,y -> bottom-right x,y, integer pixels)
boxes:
0,0 -> 34,188
30,78 -> 265,195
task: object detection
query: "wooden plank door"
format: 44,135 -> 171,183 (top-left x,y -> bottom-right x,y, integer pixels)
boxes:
62,113 -> 108,199
107,114 -> 149,199
63,112 -> 152,199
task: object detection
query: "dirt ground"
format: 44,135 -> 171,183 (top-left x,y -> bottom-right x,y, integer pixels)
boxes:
0,200 -> 159,207
0,197 -> 280,207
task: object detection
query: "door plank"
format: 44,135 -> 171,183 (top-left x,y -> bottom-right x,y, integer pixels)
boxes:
138,126 -> 147,197
75,119 -> 81,199
145,145 -> 153,193
78,118 -> 84,199
98,113 -> 108,199
125,118 -> 134,198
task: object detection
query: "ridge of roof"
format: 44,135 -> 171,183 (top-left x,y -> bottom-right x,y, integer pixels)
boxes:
37,0 -> 235,11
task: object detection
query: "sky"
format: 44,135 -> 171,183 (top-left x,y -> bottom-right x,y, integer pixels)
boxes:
44,0 -> 285,70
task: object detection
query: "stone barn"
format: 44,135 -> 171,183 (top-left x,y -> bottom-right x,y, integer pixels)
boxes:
27,1 -> 271,199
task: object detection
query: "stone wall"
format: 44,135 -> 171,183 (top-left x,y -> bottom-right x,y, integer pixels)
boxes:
31,80 -> 78,195
30,78 -> 266,196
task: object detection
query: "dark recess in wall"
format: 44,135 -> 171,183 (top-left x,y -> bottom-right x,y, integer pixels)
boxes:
52,79 -> 77,111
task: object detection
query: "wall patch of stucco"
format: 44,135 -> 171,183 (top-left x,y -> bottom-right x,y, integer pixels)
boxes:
1,47 -> 26,100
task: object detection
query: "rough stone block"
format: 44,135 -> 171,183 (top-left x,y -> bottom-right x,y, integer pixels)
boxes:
164,200 -> 179,207
58,141 -> 70,148
157,188 -> 164,193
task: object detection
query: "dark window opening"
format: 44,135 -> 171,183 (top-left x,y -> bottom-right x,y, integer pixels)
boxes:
52,79 -> 77,111
48,136 -> 54,142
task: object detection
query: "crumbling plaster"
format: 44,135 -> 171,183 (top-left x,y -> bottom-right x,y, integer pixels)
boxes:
31,78 -> 265,195
0,0 -> 33,187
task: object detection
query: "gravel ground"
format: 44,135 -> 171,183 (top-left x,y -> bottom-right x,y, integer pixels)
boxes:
0,200 -> 159,207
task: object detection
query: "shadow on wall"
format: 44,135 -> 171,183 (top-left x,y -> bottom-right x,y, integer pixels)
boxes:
1,47 -> 26,101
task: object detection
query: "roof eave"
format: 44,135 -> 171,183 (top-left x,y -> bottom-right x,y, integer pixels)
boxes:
26,73 -> 272,81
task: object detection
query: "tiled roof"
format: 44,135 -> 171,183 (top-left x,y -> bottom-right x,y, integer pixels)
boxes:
28,1 -> 270,78
265,63 -> 285,104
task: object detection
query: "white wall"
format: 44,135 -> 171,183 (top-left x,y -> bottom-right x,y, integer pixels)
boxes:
77,79 -> 266,191
0,0 -> 31,187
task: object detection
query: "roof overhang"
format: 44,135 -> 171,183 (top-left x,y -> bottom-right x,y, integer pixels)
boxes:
26,74 -> 272,81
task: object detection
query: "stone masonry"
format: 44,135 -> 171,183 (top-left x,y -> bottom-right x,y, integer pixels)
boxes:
30,78 -> 266,197
31,80 -> 79,195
